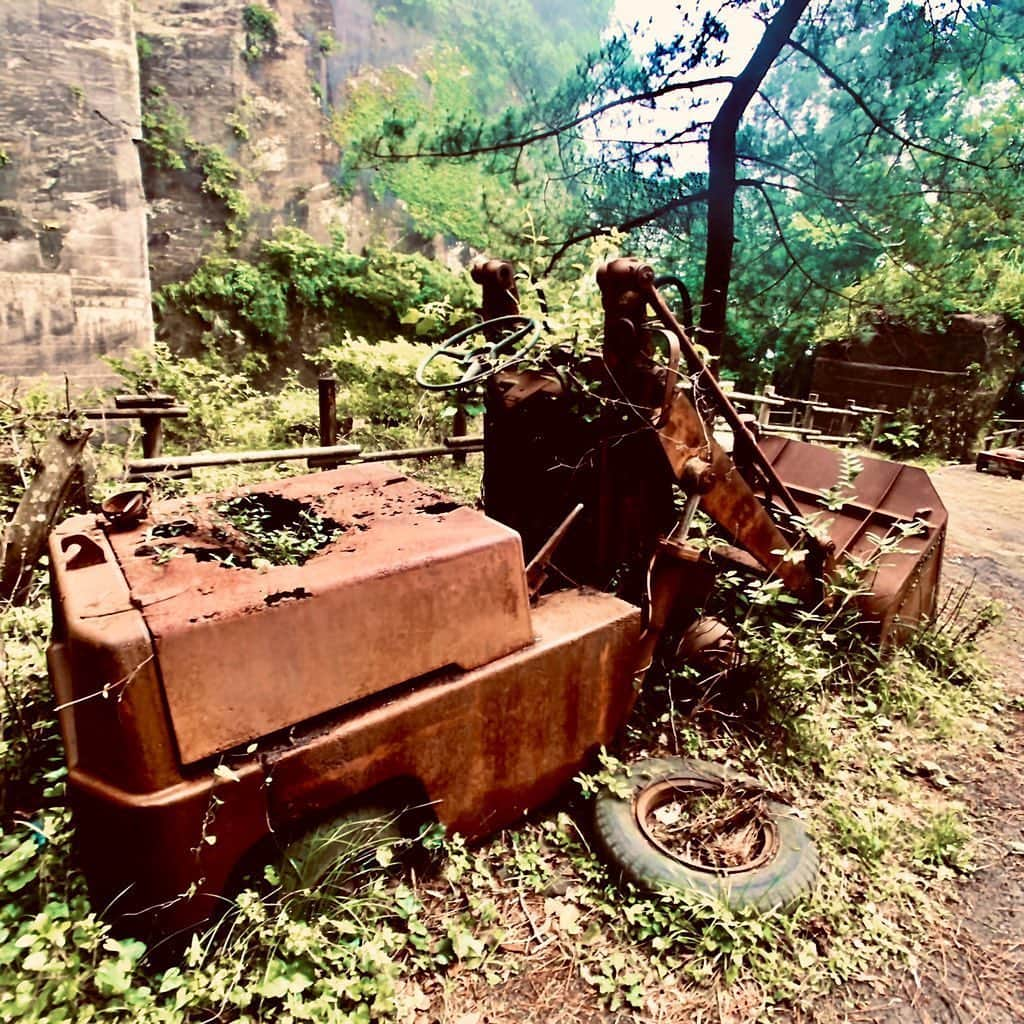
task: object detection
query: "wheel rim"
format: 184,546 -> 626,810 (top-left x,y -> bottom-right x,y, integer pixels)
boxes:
633,778 -> 780,875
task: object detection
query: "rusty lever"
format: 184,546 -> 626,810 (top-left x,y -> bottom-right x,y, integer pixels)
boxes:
525,503 -> 584,599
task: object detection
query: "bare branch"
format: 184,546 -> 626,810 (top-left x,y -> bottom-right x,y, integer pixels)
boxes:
541,189 -> 710,277
367,76 -> 735,163
787,38 -> 992,171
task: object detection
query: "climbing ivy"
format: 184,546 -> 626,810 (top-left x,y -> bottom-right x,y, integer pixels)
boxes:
242,4 -> 279,63
139,88 -> 249,245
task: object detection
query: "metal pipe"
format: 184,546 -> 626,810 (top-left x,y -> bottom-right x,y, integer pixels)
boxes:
129,444 -> 363,473
129,438 -> 485,475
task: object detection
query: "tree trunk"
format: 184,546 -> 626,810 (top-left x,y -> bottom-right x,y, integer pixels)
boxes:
1,427 -> 92,605
700,0 -> 812,364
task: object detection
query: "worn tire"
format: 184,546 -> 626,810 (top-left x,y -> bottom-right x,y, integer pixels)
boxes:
594,757 -> 818,911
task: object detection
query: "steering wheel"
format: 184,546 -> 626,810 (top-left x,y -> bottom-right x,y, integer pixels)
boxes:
415,315 -> 539,391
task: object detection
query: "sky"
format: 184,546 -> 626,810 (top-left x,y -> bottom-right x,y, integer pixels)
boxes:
598,0 -> 770,172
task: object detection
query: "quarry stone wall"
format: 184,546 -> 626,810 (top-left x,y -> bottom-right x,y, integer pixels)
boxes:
0,0 -> 153,389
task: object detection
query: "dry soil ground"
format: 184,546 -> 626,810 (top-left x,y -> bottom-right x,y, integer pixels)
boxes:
813,464 -> 1024,1024
432,464 -> 1024,1024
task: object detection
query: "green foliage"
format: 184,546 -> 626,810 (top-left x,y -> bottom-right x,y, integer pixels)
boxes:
0,604 -> 61,824
334,1 -> 614,254
876,416 -> 924,456
105,343 -> 309,455
139,90 -> 249,243
158,228 -> 475,351
163,256 -> 289,340
189,144 -> 250,245
314,334 -> 452,446
136,34 -> 153,62
724,2 -> 1024,380
333,51 -> 535,249
242,4 -> 279,63
216,493 -> 339,566
913,809 -> 973,873
315,29 -> 338,55
139,86 -> 188,172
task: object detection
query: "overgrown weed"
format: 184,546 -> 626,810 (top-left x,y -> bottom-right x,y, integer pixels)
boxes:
0,343 -> 1008,1021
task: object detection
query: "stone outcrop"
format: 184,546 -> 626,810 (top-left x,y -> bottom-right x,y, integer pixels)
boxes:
0,0 -> 153,389
812,314 -> 1024,459
135,0 -> 340,292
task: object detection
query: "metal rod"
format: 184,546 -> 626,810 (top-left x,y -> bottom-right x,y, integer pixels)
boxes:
525,503 -> 584,596
129,438 -> 485,474
445,434 -> 485,449
667,493 -> 701,543
129,444 -> 363,473
351,442 -> 483,464
452,404 -> 468,466
644,279 -> 804,518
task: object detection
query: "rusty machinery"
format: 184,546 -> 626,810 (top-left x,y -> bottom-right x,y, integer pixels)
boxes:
473,256 -> 945,645
47,258 -> 946,936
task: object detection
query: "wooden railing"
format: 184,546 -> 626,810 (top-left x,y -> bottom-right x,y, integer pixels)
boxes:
721,384 -> 889,449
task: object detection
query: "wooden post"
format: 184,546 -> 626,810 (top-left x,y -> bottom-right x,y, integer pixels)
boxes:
140,414 -> 164,459
318,376 -> 339,449
868,406 -> 888,451
757,384 -> 774,426
452,404 -> 468,467
840,398 -> 856,439
802,392 -> 819,430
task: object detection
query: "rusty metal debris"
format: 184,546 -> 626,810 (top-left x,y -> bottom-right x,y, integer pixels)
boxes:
2,426 -> 91,605
976,446 -> 1024,479
47,256 -> 949,936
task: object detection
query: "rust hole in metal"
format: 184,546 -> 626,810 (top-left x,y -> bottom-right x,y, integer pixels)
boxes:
418,500 -> 460,515
216,492 -> 341,566
265,587 -> 312,606
636,780 -> 777,873
149,519 -> 198,539
183,546 -> 253,569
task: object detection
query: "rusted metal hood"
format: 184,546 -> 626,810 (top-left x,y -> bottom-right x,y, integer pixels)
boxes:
99,465 -> 533,764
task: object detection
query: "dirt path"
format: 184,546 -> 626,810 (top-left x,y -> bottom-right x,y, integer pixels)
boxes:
431,465 -> 1024,1024
817,465 -> 1024,1023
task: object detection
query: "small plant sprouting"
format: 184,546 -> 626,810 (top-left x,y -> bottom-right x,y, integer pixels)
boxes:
817,449 -> 863,512
216,492 -> 340,566
242,4 -> 279,63
316,29 -> 338,55
575,748 -> 632,799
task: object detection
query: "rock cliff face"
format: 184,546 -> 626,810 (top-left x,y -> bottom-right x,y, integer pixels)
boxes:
0,0 -> 464,382
135,0 -> 341,292
0,0 -> 153,388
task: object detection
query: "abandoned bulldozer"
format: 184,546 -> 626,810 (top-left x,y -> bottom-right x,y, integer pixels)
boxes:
458,257 -> 945,647
46,257 -> 946,935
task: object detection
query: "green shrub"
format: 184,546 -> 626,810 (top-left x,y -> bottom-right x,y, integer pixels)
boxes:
314,335 -> 449,445
140,86 -> 188,172
158,228 -> 475,351
242,4 -> 279,62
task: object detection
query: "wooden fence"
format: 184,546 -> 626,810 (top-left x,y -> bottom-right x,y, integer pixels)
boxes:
117,377 -> 897,480
720,384 -> 889,449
